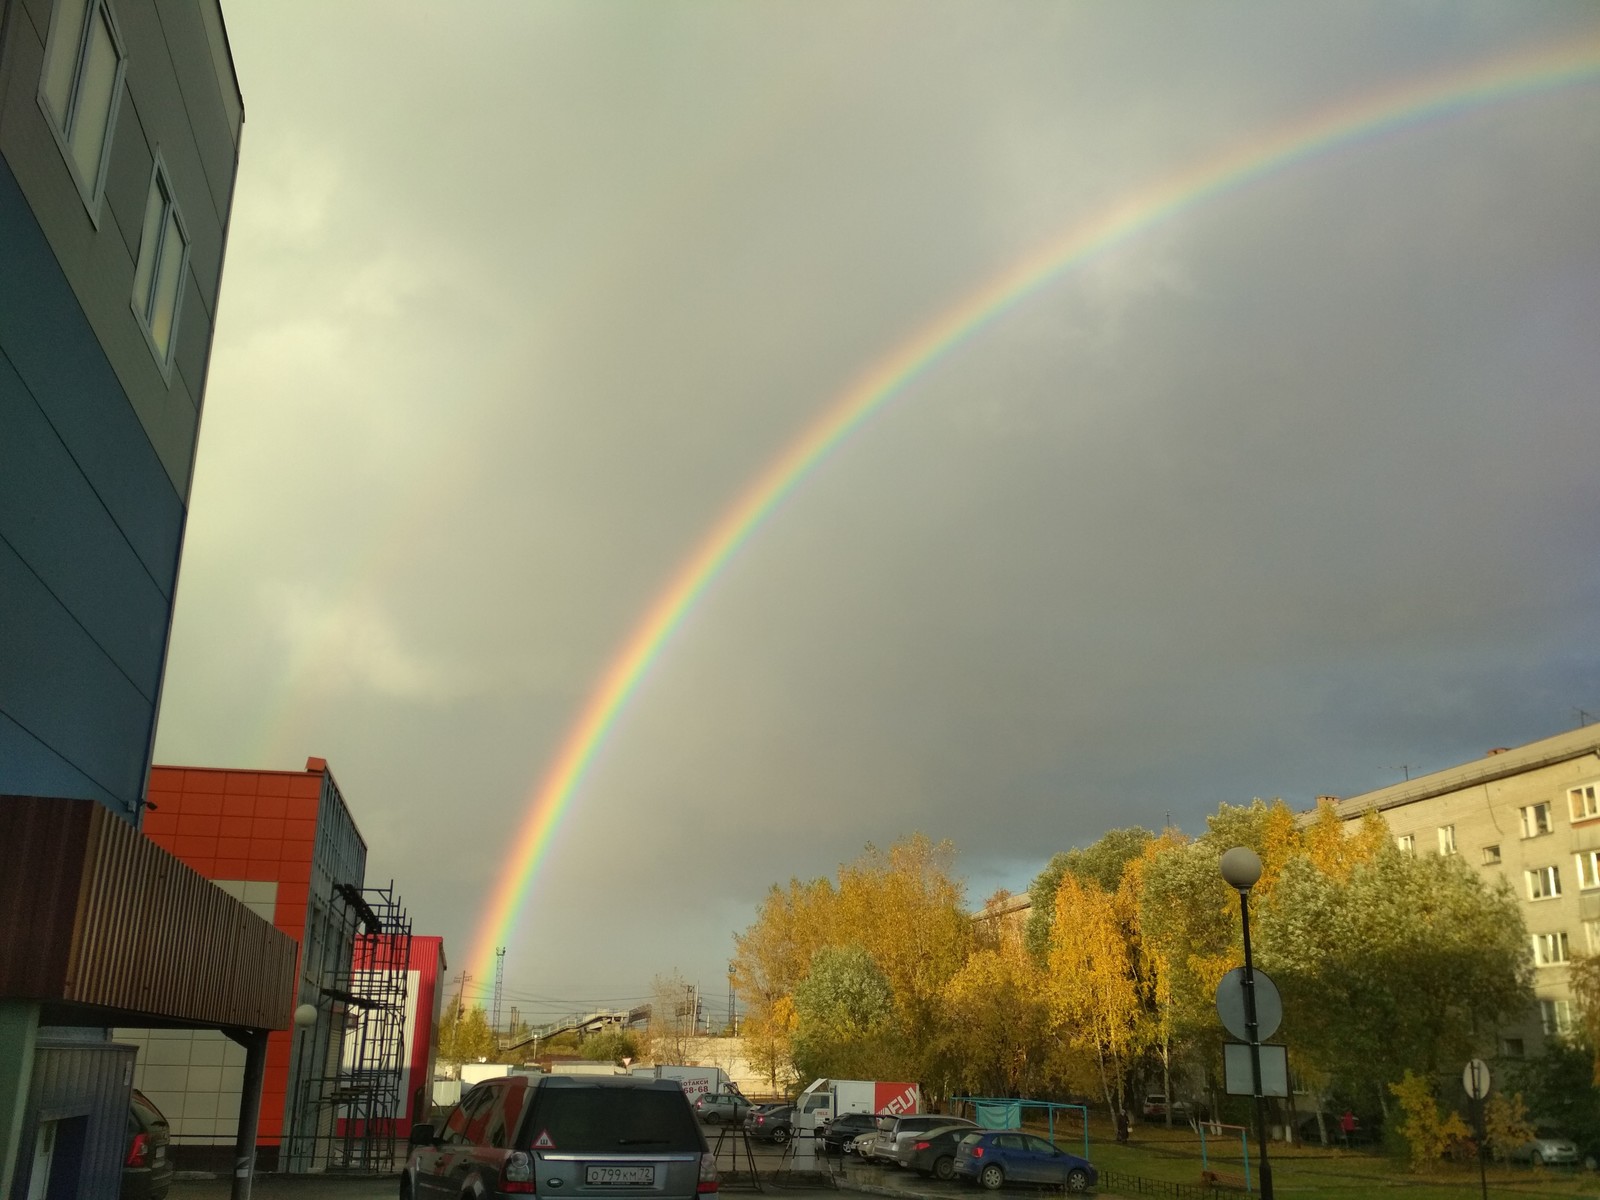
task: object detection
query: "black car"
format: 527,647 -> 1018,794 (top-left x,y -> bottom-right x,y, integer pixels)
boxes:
747,1104 -> 794,1144
902,1124 -> 974,1180
820,1111 -> 880,1155
122,1089 -> 172,1200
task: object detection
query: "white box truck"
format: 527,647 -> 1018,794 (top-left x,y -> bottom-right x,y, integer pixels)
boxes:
630,1064 -> 732,1104
794,1078 -> 921,1122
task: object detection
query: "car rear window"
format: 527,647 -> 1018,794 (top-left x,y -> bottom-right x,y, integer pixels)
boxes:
526,1086 -> 702,1152
130,1090 -> 166,1128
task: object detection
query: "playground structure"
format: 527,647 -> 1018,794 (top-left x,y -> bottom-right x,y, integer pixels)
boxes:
950,1097 -> 1091,1162
1196,1120 -> 1255,1193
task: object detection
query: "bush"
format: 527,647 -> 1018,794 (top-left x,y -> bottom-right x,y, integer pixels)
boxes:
1388,1071 -> 1472,1172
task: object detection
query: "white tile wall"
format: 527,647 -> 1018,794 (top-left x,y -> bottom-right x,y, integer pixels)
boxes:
114,1027 -> 249,1144
214,879 -> 277,921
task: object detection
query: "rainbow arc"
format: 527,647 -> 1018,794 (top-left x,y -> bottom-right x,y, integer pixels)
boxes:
469,34 -> 1600,986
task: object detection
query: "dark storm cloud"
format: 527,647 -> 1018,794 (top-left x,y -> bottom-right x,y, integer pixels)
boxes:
154,1 -> 1600,1015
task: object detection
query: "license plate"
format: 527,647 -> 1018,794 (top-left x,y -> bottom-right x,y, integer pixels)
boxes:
586,1166 -> 654,1186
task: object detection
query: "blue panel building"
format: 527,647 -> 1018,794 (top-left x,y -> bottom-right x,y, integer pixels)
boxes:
0,4 -> 300,1196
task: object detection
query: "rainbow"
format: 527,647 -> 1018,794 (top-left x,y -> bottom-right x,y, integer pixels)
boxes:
469,33 -> 1600,985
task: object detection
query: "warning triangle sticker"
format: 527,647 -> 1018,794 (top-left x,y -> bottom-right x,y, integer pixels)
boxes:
534,1130 -> 556,1149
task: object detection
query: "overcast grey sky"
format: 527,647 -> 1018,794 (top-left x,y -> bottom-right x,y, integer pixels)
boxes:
154,2 -> 1600,1024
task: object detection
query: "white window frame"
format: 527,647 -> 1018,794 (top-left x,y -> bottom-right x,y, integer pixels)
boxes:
1527,865 -> 1561,900
36,0 -> 127,220
130,155 -> 190,375
1532,932 -> 1570,966
1521,802 -> 1553,839
1578,851 -> 1600,891
1396,834 -> 1415,856
1482,844 -> 1502,865
1586,919 -> 1600,955
1438,825 -> 1457,856
1539,998 -> 1573,1037
1571,784 -> 1600,823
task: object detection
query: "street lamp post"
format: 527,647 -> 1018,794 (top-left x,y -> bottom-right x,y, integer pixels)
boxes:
1220,847 -> 1274,1200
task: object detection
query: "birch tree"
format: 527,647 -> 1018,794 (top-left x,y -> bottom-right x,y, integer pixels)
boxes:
1046,874 -> 1150,1119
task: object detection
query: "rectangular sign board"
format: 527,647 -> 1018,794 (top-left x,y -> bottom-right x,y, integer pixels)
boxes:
1224,1042 -> 1289,1098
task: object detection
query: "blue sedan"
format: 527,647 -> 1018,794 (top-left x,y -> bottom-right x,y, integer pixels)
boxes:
953,1130 -> 1097,1193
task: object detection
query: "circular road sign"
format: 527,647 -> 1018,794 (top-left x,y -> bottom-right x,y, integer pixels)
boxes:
1462,1058 -> 1491,1100
1215,967 -> 1283,1042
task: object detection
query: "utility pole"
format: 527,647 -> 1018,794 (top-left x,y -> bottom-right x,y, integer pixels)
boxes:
492,947 -> 506,1042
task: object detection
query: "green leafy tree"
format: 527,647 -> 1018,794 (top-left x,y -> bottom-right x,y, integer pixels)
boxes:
437,997 -> 498,1065
1261,844 -> 1531,1109
583,1029 -> 642,1065
792,945 -> 896,1080
1507,1036 -> 1600,1137
1025,827 -> 1154,962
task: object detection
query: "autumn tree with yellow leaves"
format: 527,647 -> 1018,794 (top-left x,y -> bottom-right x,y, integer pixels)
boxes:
731,834 -> 970,1095
732,806 -> 1529,1114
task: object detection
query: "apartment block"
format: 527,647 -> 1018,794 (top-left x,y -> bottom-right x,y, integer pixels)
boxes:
1324,725 -> 1600,1058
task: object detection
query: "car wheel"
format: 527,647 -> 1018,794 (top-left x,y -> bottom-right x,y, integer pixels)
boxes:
934,1156 -> 955,1181
1065,1168 -> 1090,1193
705,1113 -> 721,1125
1533,1150 -> 1544,1166
980,1164 -> 1005,1190
399,1178 -> 413,1200
1585,1153 -> 1598,1170
772,1127 -> 790,1145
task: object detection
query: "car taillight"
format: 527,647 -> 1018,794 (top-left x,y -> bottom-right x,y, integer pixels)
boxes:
972,1146 -> 984,1158
914,1141 -> 932,1151
502,1151 -> 535,1194
126,1133 -> 149,1167
698,1151 -> 719,1194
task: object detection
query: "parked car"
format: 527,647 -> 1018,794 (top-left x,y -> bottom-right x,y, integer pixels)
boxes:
819,1111 -> 880,1154
901,1124 -> 976,1180
747,1104 -> 794,1144
849,1130 -> 881,1162
953,1130 -> 1097,1193
882,1115 -> 977,1168
403,1074 -> 716,1200
1510,1127 -> 1580,1166
122,1089 -> 172,1200
1141,1094 -> 1191,1121
695,1091 -> 754,1125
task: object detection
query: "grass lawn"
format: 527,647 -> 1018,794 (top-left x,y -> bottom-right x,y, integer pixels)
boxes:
1048,1116 -> 1600,1199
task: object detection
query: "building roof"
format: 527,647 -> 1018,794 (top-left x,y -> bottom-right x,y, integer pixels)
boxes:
1329,725 -> 1600,820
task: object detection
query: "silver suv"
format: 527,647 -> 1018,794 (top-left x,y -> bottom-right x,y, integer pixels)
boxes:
880,1114 -> 977,1168
694,1091 -> 753,1124
404,1074 -> 717,1200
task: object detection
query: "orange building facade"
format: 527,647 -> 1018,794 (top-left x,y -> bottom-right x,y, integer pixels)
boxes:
117,758 -> 367,1165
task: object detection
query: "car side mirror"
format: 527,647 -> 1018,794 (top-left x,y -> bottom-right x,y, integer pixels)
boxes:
408,1122 -> 436,1147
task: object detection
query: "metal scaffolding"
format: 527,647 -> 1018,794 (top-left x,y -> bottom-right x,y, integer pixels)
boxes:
285,880 -> 413,1172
